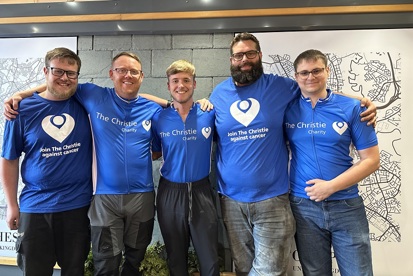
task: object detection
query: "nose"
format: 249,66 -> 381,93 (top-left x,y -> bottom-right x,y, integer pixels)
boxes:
307,72 -> 316,79
60,72 -> 69,80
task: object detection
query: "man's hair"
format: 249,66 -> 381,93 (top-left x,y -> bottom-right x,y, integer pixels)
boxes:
166,60 -> 196,80
230,32 -> 261,55
45,47 -> 81,71
293,49 -> 328,72
112,51 -> 142,67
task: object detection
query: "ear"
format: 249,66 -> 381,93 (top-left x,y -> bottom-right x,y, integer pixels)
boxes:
326,66 -> 331,76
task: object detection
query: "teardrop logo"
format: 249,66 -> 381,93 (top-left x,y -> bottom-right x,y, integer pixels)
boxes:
332,121 -> 348,135
230,98 -> 260,127
202,127 -> 211,139
142,120 -> 151,131
41,113 -> 75,143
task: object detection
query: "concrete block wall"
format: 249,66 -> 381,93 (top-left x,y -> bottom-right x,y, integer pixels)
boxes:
77,33 -> 234,101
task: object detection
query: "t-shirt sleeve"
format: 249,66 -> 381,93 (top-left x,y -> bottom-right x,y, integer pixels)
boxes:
350,104 -> 378,150
1,119 -> 23,160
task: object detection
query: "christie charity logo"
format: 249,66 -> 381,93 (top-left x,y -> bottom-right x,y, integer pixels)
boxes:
142,120 -> 151,131
285,121 -> 348,136
202,127 -> 211,139
230,98 -> 260,127
42,113 -> 75,143
332,121 -> 348,135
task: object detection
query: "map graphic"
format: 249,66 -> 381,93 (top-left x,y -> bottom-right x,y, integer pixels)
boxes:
0,57 -> 45,220
262,51 -> 402,243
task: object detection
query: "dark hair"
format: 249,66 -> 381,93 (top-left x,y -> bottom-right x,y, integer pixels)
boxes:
45,47 -> 81,71
293,49 -> 327,72
230,32 -> 261,55
112,52 -> 142,67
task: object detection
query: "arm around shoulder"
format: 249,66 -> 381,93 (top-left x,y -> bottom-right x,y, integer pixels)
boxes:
140,93 -> 169,107
4,83 -> 47,120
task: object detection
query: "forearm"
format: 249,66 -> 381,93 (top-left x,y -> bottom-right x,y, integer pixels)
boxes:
329,145 -> 380,193
15,83 -> 46,98
0,158 -> 20,208
140,93 -> 169,107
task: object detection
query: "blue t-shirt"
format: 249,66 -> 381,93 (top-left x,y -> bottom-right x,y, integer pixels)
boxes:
1,93 -> 93,213
209,74 -> 300,202
284,90 -> 378,200
75,83 -> 162,194
152,104 -> 215,183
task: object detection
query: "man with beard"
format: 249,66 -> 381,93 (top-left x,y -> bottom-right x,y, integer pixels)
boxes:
1,47 -> 92,275
209,33 -> 377,275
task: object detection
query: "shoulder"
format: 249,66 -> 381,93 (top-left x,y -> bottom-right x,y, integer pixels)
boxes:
139,96 -> 162,108
195,104 -> 216,117
210,78 -> 233,98
329,93 -> 366,122
157,106 -> 174,117
19,94 -> 46,113
214,77 -> 232,89
263,73 -> 296,85
77,82 -> 110,92
139,98 -> 163,116
332,93 -> 362,109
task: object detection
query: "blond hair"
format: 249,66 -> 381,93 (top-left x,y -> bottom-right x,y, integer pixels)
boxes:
166,60 -> 196,80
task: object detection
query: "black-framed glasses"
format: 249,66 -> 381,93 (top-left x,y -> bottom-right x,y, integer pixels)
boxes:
231,50 -> 260,61
296,68 -> 325,79
48,67 -> 79,79
112,68 -> 142,76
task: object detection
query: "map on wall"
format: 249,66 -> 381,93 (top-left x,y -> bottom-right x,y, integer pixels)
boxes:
0,37 -> 77,256
252,29 -> 411,275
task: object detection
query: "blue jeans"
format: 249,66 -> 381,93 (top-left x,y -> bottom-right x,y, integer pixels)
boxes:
290,195 -> 373,276
220,193 -> 295,276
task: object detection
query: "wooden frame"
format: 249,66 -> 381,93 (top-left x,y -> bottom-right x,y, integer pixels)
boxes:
0,4 -> 412,25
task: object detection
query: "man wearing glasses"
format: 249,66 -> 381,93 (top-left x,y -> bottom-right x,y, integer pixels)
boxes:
1,47 -> 92,275
286,49 -> 379,276
209,33 -> 377,276
4,52 -> 162,276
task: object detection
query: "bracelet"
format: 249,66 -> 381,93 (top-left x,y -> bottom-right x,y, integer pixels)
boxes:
166,100 -> 172,107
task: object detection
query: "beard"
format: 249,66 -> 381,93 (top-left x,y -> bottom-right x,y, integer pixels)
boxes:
230,59 -> 264,85
49,85 -> 77,100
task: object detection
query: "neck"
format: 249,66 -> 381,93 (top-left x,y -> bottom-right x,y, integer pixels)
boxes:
40,90 -> 70,101
115,92 -> 139,104
173,100 -> 194,122
302,88 -> 328,107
